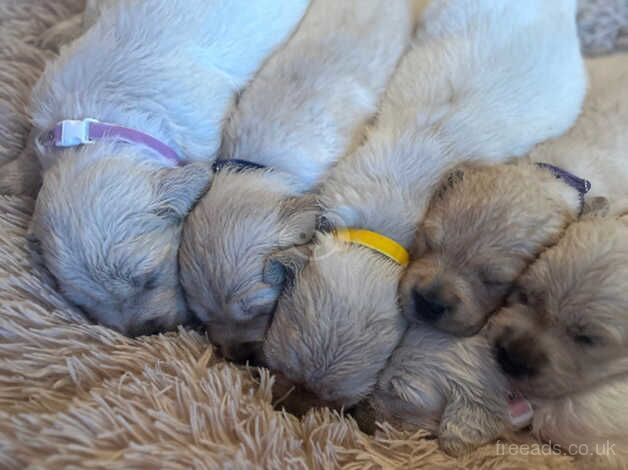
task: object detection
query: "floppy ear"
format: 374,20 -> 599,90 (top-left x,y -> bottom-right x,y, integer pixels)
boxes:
277,194 -> 320,246
411,228 -> 429,258
610,198 -> 628,225
434,167 -> 465,200
154,163 -> 213,222
316,214 -> 335,233
581,196 -> 610,220
263,245 -> 311,287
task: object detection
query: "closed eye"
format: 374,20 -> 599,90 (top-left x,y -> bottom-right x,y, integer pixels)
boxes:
573,334 -> 596,346
572,330 -> 604,347
144,273 -> 159,290
131,272 -> 160,291
484,280 -> 509,288
479,271 -> 509,289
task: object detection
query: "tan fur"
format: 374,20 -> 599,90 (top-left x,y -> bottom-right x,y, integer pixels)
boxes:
489,212 -> 628,469
401,162 -> 582,335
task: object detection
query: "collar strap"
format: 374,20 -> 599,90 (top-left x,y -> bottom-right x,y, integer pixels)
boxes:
335,228 -> 409,267
537,162 -> 591,197
212,159 -> 267,173
38,119 -> 182,165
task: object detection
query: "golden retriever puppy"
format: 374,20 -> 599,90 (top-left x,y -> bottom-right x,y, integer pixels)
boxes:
490,206 -> 628,469
399,161 -> 587,336
401,53 -> 628,336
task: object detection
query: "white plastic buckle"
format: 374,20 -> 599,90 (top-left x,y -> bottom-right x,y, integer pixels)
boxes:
57,119 -> 98,147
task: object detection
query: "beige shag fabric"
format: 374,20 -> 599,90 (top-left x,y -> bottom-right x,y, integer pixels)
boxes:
0,1 -> 625,468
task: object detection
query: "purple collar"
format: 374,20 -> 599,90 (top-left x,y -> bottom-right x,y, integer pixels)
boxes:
212,159 -> 267,173
37,119 -> 182,166
536,162 -> 591,208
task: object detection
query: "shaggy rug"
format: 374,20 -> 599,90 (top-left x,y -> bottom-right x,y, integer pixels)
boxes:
0,1 -> 626,468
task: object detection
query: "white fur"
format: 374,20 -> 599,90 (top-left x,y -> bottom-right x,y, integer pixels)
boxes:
32,0 -> 309,170
179,0 -> 413,360
528,53 -> 628,201
264,0 -> 586,454
28,0 -> 309,336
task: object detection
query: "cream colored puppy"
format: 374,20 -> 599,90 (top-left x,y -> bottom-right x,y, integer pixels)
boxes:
263,0 -> 585,449
26,0 -> 309,336
490,207 -> 628,469
179,0 -> 413,362
401,53 -> 628,336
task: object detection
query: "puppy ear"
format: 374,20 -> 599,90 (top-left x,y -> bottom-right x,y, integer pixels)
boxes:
434,167 -> 465,200
411,228 -> 429,258
263,245 -> 310,287
153,163 -> 212,222
581,196 -> 610,220
316,214 -> 335,233
277,195 -> 320,246
610,198 -> 628,224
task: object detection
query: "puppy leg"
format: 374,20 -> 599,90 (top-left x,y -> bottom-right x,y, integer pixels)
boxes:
438,395 -> 506,457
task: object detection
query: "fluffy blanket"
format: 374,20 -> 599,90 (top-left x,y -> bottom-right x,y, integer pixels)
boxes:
0,1 -> 625,468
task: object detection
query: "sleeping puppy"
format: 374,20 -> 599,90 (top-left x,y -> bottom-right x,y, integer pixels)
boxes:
371,163 -> 589,455
375,54 -> 626,456
26,0 -> 309,336
263,0 -> 585,435
178,0 -> 413,362
401,53 -> 628,336
490,206 -> 628,469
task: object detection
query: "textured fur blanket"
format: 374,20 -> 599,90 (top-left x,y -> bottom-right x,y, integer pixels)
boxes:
0,1 -> 625,468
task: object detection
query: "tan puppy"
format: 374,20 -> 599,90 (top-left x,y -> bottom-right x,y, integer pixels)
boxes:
401,53 -> 628,336
489,207 -> 628,469
399,162 -> 585,336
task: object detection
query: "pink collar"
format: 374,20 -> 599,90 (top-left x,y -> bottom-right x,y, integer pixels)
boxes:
38,119 -> 182,165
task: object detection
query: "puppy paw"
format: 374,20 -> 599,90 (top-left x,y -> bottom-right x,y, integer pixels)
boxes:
438,432 -> 477,457
438,400 -> 505,457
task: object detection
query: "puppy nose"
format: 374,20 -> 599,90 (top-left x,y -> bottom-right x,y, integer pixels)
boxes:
221,342 -> 262,365
412,289 -> 447,322
493,338 -> 537,378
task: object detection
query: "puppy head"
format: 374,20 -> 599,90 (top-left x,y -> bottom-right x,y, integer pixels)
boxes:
262,232 -> 407,407
490,214 -> 628,398
179,170 -> 318,363
30,149 -> 211,336
400,163 -> 583,336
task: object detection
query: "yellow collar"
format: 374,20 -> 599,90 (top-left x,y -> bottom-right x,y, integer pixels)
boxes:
335,228 -> 409,267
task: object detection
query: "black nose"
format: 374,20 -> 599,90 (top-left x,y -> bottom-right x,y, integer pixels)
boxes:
493,339 -> 538,378
413,289 -> 447,322
221,342 -> 262,365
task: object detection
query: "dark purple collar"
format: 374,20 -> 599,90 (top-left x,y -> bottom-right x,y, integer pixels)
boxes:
37,119 -> 182,165
536,162 -> 591,210
536,163 -> 592,195
212,159 -> 267,173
